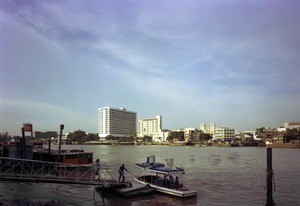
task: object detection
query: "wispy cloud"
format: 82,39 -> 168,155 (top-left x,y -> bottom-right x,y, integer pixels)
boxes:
1,0 -> 299,134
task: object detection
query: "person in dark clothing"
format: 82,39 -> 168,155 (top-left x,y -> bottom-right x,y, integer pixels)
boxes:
169,175 -> 174,188
118,164 -> 128,182
174,176 -> 180,189
95,159 -> 100,179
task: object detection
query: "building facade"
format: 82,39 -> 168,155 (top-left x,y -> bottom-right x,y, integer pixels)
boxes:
214,127 -> 235,140
200,123 -> 216,136
138,115 -> 167,142
98,107 -> 137,139
284,122 -> 300,129
138,115 -> 162,136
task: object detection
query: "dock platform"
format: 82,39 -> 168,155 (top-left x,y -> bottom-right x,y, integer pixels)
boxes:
116,182 -> 156,198
96,182 -> 156,198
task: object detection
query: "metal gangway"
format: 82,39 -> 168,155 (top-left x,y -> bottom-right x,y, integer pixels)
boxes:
0,157 -> 119,186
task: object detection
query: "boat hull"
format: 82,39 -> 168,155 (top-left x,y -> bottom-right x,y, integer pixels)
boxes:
134,176 -> 197,198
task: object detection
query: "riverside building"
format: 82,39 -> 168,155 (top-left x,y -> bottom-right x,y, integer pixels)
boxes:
284,122 -> 300,129
138,115 -> 169,142
98,107 -> 137,140
200,123 -> 216,136
214,127 -> 235,140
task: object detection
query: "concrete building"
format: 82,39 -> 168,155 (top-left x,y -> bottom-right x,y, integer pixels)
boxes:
200,123 -> 216,136
183,127 -> 200,141
138,115 -> 162,136
214,127 -> 235,140
200,123 -> 206,132
98,107 -> 136,139
210,123 -> 216,136
138,115 -> 168,142
284,122 -> 300,129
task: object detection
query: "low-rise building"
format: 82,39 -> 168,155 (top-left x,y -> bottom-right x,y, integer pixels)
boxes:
214,127 -> 235,140
284,122 -> 300,129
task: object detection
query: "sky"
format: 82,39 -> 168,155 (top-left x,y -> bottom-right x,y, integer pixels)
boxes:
0,0 -> 300,136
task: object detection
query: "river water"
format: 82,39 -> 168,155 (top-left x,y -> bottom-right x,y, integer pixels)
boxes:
1,145 -> 299,205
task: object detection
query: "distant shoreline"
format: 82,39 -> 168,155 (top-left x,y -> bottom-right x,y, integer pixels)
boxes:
72,142 -> 300,148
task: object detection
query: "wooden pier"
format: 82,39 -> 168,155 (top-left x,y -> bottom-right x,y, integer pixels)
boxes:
116,182 -> 156,198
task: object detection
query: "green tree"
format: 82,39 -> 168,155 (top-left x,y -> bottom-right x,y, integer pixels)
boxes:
199,133 -> 212,141
85,133 -> 99,142
167,131 -> 185,142
67,130 -> 87,143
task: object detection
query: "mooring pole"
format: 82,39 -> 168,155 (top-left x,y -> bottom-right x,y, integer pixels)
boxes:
20,127 -> 25,159
57,124 -> 64,162
48,136 -> 51,160
266,147 -> 275,206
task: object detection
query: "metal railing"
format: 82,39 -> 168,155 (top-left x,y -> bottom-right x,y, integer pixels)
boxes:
0,157 -> 119,185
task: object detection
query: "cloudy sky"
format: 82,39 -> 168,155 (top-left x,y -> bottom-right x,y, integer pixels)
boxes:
0,0 -> 299,135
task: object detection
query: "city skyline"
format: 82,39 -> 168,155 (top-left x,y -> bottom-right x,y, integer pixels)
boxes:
1,1 -> 300,136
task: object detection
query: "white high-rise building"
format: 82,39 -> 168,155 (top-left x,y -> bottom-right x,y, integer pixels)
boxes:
200,123 -> 206,132
210,123 -> 216,137
200,123 -> 216,136
214,127 -> 235,140
98,107 -> 137,139
138,115 -> 168,142
138,115 -> 162,136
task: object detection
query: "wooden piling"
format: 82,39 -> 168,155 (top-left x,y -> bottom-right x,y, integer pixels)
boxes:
57,124 -> 64,162
48,136 -> 51,159
266,147 -> 275,206
21,127 -> 26,159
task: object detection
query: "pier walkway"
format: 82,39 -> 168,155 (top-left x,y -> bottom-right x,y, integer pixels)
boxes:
0,157 -> 120,186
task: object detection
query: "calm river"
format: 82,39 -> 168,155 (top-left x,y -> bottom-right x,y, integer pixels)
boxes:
1,145 -> 299,205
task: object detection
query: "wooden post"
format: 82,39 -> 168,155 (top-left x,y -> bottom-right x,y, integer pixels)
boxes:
20,127 -> 24,159
48,136 -> 51,161
266,147 -> 275,206
21,127 -> 27,159
57,124 -> 64,162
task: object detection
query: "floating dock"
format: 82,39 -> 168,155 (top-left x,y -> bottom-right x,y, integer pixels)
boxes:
116,182 -> 156,198
96,182 -> 156,198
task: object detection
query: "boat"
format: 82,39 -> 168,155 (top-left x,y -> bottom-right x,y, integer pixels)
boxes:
134,155 -> 197,198
32,147 -> 93,165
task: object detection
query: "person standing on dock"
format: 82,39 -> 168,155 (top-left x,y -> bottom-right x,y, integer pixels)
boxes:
118,164 -> 128,182
95,159 -> 100,179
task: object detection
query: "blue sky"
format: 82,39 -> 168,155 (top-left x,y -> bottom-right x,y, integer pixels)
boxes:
0,0 -> 299,135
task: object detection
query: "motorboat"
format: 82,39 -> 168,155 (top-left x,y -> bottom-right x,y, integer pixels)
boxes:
134,155 -> 197,198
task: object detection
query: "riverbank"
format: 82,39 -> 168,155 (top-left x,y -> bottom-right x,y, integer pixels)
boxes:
78,142 -> 300,148
267,142 -> 300,148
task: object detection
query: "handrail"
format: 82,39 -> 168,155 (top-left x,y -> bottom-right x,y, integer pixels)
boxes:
0,157 -> 119,185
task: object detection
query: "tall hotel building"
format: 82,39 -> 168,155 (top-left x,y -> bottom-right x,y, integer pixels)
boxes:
98,107 -> 137,139
138,115 -> 168,142
138,115 -> 162,137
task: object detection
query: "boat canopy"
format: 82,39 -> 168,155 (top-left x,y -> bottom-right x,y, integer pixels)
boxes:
149,166 -> 185,175
135,155 -> 185,175
135,162 -> 165,170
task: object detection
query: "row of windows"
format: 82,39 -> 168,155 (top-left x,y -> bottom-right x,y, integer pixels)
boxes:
64,154 -> 92,159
